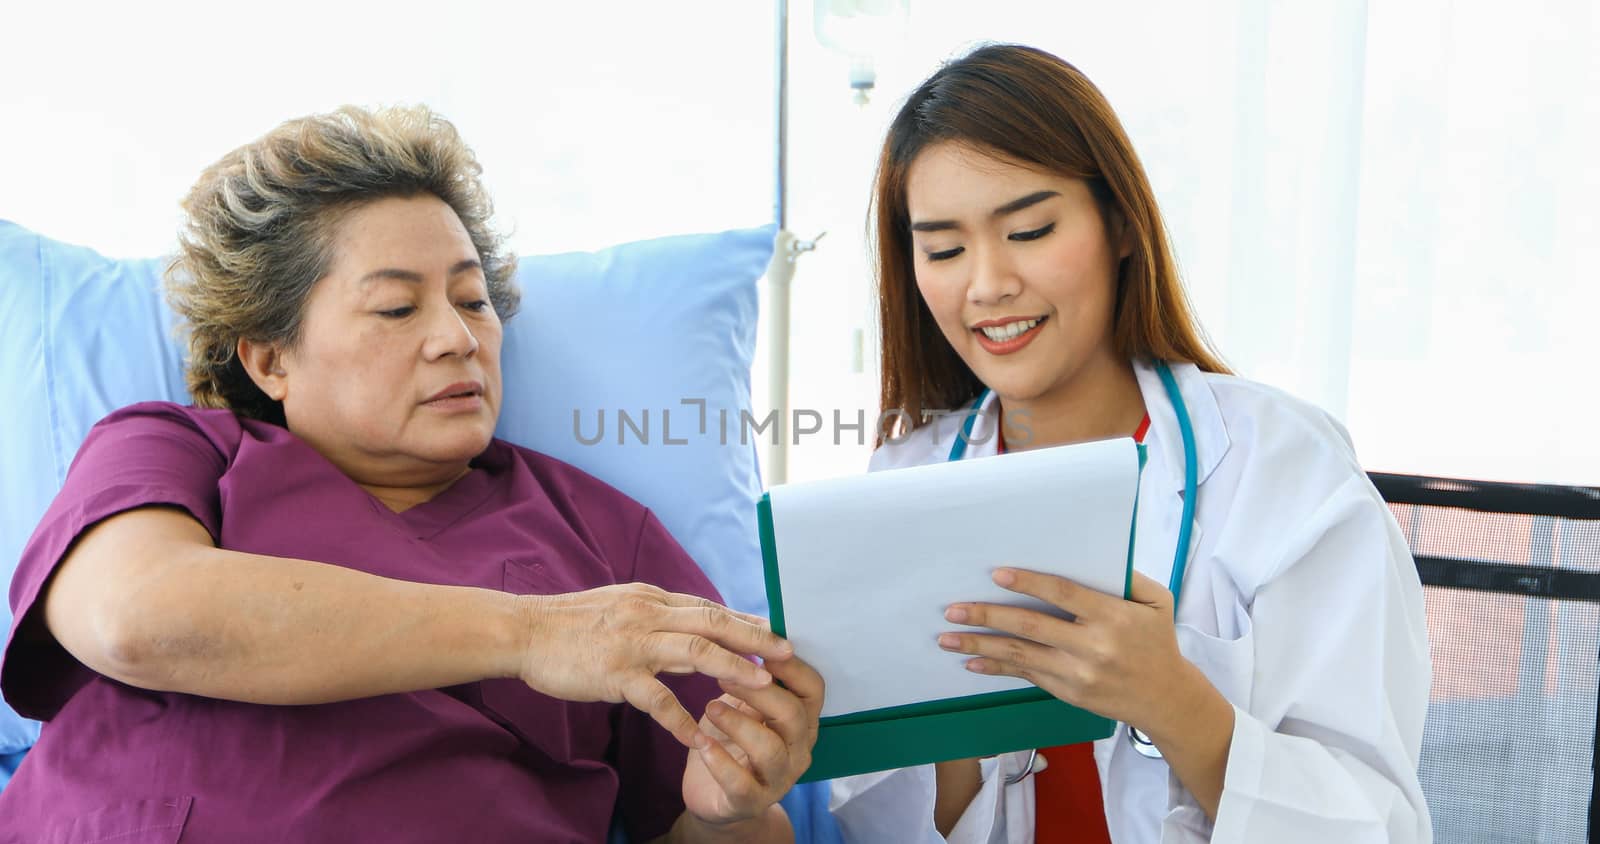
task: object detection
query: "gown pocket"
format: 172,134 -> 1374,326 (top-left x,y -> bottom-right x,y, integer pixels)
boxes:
502,556 -> 552,595
45,795 -> 193,844
482,558 -> 612,767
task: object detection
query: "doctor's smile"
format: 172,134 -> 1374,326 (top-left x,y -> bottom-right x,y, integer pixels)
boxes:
971,315 -> 1049,355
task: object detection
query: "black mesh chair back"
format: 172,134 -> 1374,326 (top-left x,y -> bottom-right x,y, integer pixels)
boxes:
1370,472 -> 1600,844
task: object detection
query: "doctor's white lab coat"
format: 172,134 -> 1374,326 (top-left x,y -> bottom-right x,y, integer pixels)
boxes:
828,360 -> 1433,844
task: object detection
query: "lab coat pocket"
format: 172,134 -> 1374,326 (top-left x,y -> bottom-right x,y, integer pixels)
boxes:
1162,619 -> 1254,839
44,795 -> 193,844
1174,615 -> 1255,708
482,558 -> 612,766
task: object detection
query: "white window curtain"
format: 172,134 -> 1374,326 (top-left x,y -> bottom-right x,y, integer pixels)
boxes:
0,1 -> 773,257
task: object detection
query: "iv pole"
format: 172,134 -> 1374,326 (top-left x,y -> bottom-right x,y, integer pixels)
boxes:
767,0 -> 793,487
768,0 -> 824,486
767,0 -> 835,486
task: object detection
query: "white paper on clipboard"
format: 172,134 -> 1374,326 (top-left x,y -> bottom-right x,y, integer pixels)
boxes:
765,437 -> 1141,719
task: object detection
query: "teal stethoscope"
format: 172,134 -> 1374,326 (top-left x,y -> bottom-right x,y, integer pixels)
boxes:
945,360 -> 1198,766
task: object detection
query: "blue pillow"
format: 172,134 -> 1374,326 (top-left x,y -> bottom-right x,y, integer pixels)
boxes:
0,219 -> 775,743
0,227 -> 182,760
496,229 -> 775,617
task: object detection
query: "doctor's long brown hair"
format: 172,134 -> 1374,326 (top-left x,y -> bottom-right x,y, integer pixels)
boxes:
873,44 -> 1228,446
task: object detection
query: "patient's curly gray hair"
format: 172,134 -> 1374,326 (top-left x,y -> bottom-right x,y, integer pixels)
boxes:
166,104 -> 520,425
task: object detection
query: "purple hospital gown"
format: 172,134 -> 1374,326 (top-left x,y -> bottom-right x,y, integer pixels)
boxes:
0,402 -> 723,843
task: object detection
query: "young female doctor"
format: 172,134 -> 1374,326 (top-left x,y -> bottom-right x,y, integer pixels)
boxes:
827,44 -> 1432,843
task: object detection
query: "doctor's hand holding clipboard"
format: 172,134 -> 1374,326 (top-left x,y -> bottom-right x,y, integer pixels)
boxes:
936,567 -> 1228,837
823,43 -> 1433,844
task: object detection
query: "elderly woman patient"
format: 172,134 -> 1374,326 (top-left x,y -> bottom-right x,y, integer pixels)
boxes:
0,106 -> 821,842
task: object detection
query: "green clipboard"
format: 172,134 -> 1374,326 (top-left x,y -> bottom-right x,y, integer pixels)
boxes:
756,444 -> 1144,783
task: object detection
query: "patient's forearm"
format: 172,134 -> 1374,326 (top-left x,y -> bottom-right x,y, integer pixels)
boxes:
43,507 -> 525,704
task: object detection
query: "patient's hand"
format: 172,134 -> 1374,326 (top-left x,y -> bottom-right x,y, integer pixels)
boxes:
514,584 -> 793,747
678,655 -> 824,833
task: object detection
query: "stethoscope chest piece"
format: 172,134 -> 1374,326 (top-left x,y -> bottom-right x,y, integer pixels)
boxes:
1127,725 -> 1163,759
